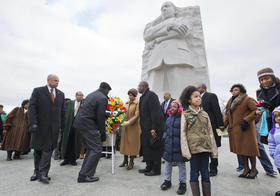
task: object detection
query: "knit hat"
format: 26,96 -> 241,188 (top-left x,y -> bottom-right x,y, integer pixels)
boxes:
257,67 -> 275,80
167,100 -> 183,115
270,106 -> 280,134
273,106 -> 280,115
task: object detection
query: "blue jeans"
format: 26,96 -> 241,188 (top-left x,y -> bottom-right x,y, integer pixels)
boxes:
237,131 -> 274,173
190,152 -> 210,182
164,161 -> 186,183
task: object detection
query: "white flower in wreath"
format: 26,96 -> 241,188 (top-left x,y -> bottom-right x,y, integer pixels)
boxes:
113,111 -> 118,116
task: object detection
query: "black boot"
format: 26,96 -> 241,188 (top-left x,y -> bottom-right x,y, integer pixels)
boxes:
7,151 -> 12,161
160,180 -> 171,190
13,151 -> 21,160
177,182 -> 186,195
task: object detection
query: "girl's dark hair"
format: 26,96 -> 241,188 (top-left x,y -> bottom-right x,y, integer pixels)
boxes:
179,85 -> 198,110
21,99 -> 29,108
230,84 -> 247,94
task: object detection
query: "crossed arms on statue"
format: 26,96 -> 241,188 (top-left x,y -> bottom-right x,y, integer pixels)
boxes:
144,18 -> 189,50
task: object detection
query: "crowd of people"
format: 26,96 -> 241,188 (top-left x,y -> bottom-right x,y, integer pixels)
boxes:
0,67 -> 280,196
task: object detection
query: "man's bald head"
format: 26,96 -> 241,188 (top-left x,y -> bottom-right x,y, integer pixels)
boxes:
163,92 -> 171,101
47,74 -> 59,88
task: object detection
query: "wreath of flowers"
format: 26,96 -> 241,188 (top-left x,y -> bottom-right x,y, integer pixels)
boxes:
105,96 -> 126,134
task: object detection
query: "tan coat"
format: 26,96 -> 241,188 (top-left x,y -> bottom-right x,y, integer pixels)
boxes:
180,108 -> 218,160
224,94 -> 259,157
1,107 -> 30,152
120,99 -> 141,156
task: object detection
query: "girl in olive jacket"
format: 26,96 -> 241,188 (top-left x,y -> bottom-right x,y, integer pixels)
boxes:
180,86 -> 217,196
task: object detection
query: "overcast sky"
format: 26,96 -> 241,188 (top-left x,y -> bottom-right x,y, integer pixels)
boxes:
0,0 -> 279,112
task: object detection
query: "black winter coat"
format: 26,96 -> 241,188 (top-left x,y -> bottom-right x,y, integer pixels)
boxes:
256,82 -> 280,130
139,89 -> 164,161
201,92 -> 224,147
28,86 -> 65,151
73,89 -> 108,134
163,114 -> 187,162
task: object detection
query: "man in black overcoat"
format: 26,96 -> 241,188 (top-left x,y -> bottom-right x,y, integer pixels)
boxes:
138,81 -> 164,176
28,74 -> 65,184
198,83 -> 224,177
73,82 -> 111,183
160,92 -> 175,122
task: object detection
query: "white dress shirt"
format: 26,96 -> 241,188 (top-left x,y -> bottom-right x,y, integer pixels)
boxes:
47,85 -> 56,98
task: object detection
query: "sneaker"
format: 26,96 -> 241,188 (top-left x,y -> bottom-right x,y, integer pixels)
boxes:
266,171 -> 278,177
177,182 -> 186,195
160,180 -> 172,190
236,167 -> 244,172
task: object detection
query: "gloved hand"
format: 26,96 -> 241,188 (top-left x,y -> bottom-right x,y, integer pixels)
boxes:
100,131 -> 106,142
29,124 -> 39,133
257,100 -> 273,110
3,126 -> 11,132
121,121 -> 130,126
241,120 -> 248,131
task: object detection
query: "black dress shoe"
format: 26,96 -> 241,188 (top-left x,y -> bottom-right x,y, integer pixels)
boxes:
70,161 -> 77,166
30,173 -> 38,181
60,160 -> 69,166
145,171 -> 161,176
77,176 -> 99,183
138,168 -> 150,174
39,176 -> 49,184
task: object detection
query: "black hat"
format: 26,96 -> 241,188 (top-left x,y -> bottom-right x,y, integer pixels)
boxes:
99,82 -> 112,90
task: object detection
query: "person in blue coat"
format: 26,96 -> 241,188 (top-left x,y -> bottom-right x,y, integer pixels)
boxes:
160,100 -> 187,195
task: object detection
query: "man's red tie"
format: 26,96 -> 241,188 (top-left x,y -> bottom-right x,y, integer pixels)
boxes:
51,88 -> 55,103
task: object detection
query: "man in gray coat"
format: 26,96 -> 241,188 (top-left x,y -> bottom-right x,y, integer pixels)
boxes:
73,82 -> 111,183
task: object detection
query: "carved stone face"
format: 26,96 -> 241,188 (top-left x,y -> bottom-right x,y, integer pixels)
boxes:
161,2 -> 176,19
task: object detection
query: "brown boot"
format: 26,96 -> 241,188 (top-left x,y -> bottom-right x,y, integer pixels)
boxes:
119,155 -> 128,167
201,181 -> 211,196
190,181 -> 200,196
127,156 -> 134,170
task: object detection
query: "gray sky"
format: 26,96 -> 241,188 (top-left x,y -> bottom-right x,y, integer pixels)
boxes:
0,0 -> 279,112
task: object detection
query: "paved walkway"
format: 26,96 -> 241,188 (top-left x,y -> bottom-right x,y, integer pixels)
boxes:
0,138 -> 279,196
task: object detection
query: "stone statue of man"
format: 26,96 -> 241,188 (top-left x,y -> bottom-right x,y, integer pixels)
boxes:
141,1 -> 210,99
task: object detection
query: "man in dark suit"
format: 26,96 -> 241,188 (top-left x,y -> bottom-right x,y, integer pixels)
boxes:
138,81 -> 164,176
160,92 -> 175,122
73,82 -> 111,183
28,74 -> 65,184
198,83 -> 224,177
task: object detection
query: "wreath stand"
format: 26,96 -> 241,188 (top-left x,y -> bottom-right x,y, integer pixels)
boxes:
102,133 -> 115,174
